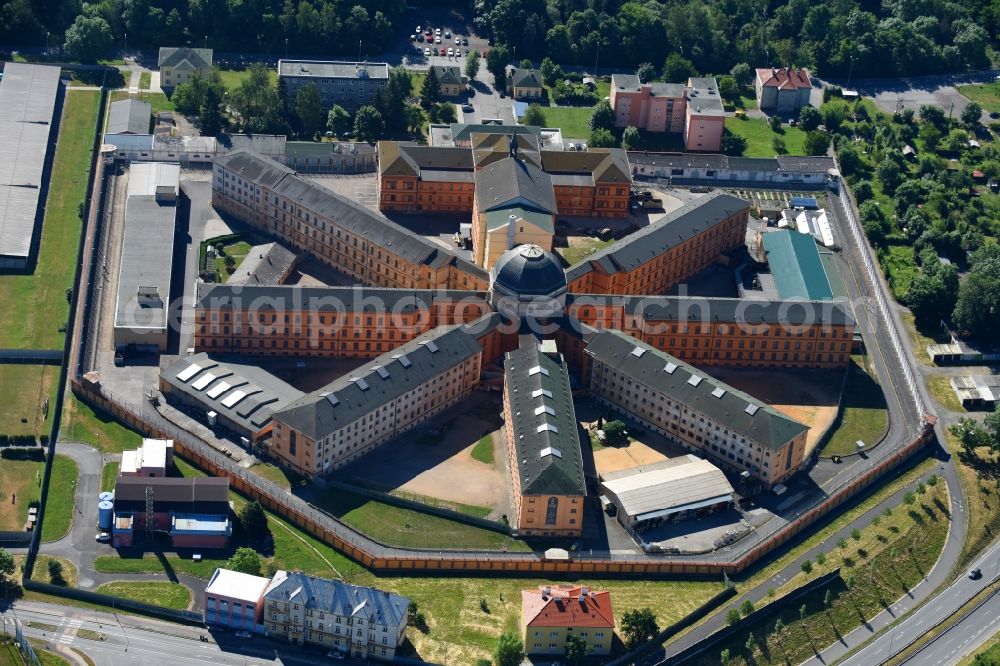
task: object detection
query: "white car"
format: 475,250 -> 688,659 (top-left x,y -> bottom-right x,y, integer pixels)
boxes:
435,28 -> 441,35
434,36 -> 441,44
424,47 -> 430,56
234,630 -> 252,639
455,37 -> 461,45
447,47 -> 454,57
416,25 -> 421,33
326,652 -> 345,661
95,532 -> 110,543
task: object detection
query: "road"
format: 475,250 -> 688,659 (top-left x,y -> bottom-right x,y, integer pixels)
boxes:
840,539 -> 1000,665
908,586 -> 1000,665
5,601 -> 375,666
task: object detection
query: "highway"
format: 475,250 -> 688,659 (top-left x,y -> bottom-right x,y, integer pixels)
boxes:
907,586 -> 1000,665
4,601 -> 371,666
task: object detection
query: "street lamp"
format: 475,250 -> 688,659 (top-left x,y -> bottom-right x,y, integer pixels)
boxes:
846,55 -> 856,90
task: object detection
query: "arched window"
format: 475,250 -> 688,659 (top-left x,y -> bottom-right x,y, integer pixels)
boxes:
545,497 -> 558,525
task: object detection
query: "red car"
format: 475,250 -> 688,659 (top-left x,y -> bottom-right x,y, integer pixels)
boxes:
440,47 -> 447,56
424,29 -> 432,36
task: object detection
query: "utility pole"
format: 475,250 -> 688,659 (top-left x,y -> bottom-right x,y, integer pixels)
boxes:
285,38 -> 288,60
846,56 -> 855,90
594,41 -> 600,80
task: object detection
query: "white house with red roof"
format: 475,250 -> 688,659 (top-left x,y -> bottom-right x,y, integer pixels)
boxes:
521,584 -> 615,656
755,67 -> 812,114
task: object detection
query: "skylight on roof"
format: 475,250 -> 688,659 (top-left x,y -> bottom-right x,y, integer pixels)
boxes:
177,363 -> 201,382
664,362 -> 678,374
537,423 -> 559,434
375,366 -> 390,380
745,403 -> 760,416
712,387 -> 726,399
687,375 -> 703,387
354,377 -> 369,391
394,354 -> 412,368
534,405 -> 555,416
221,390 -> 247,408
630,346 -> 646,357
528,366 -> 550,377
531,388 -> 553,399
540,447 -> 562,458
192,372 -> 217,391
326,393 -> 340,407
421,340 -> 439,353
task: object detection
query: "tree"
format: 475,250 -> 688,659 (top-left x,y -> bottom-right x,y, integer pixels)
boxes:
295,83 -> 323,138
226,547 -> 261,576
851,528 -> 862,540
523,103 -> 547,127
239,499 -> 269,540
740,599 -> 755,617
799,106 -> 821,131
721,131 -> 747,156
230,64 -> 283,134
622,125 -> 640,150
816,551 -> 827,565
951,417 -> 990,453
804,130 -> 831,156
589,100 -> 615,132
621,608 -> 658,649
0,548 -> 14,595
916,481 -> 927,495
602,419 -> 629,445
770,114 -> 783,132
919,123 -> 943,150
565,634 -> 587,665
726,607 -> 742,625
772,136 -> 787,154
919,104 -> 947,130
518,58 -> 533,70
353,105 -> 384,143
801,559 -> 813,574
720,648 -> 731,665
961,101 -> 983,128
327,105 -> 352,136
745,634 -> 755,654
403,105 -> 424,136
434,103 -> 457,124
486,46 -> 511,89
821,104 -> 847,133
904,491 -> 916,505
953,245 -> 1000,341
420,67 -> 441,108
906,264 -> 958,325
199,85 -> 224,137
774,618 -> 784,637
662,53 -> 696,82
637,62 -> 657,83
63,15 -> 113,63
824,590 -> 832,609
493,631 -> 524,666
730,63 -> 752,87
589,128 -> 616,148
466,51 -> 481,80
837,537 -> 847,549
47,559 -> 64,584
717,75 -> 739,102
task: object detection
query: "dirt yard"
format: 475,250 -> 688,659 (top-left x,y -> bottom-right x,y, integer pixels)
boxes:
339,392 -> 508,513
593,441 -> 669,476
706,367 -> 843,457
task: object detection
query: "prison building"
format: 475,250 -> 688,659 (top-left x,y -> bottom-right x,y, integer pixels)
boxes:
565,192 -> 750,295
212,149 -> 488,291
267,324 -> 485,478
503,338 -> 586,537
112,476 -> 232,549
584,329 -> 809,485
278,60 -> 389,114
225,242 -> 298,286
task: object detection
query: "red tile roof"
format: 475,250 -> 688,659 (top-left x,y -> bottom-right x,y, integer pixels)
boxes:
522,585 -> 615,629
756,67 -> 811,90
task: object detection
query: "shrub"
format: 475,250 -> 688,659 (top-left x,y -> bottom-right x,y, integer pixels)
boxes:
1,448 -> 44,461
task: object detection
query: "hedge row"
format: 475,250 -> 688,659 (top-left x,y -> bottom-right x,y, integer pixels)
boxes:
0,435 -> 46,447
1,448 -> 46,461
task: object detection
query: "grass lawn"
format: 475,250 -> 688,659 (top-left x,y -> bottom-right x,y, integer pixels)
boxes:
700,484 -> 950,666
724,117 -> 808,157
212,241 -> 252,281
94,581 -> 191,610
539,106 -> 595,140
60,394 -> 143,453
41,455 -> 80,542
94,552 -> 225,579
0,459 -> 43,531
138,71 -> 150,90
0,365 -> 59,439
927,375 -> 965,413
27,640 -> 70,666
100,461 -> 119,492
557,237 -> 614,267
312,489 -> 528,551
216,67 -> 278,92
947,431 -> 1000,568
470,434 -> 494,465
0,638 -> 23,666
0,90 -> 99,349
881,243 -> 920,300
820,356 -> 889,457
900,311 -> 947,367
957,82 -> 1000,114
250,462 -> 308,491
108,90 -> 175,114
21,554 -> 79,587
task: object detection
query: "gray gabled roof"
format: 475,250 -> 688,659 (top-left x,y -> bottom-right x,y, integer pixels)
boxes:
430,65 -> 465,86
273,325 -> 482,440
566,191 -> 749,281
158,47 -> 212,70
107,99 -> 151,135
226,242 -> 297,286
585,329 -> 808,451
264,571 -> 409,628
504,337 -> 586,496
474,156 -> 556,214
509,67 -> 543,88
214,148 -> 295,188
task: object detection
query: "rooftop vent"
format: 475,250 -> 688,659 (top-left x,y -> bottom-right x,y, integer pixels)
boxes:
687,375 -> 703,387
531,389 -> 553,399
745,403 -> 760,416
326,394 -> 340,407
420,340 -> 439,353
663,362 -> 678,374
534,405 -> 555,416
528,366 -> 550,377
540,446 -> 562,458
375,366 -> 390,380
352,377 -> 369,391
537,423 -> 559,434
711,387 -> 726,399
392,354 -> 412,368
630,346 -> 646,358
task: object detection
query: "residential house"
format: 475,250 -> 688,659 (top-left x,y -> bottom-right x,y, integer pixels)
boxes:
506,67 -> 544,100
608,74 -> 724,151
521,584 -> 614,656
429,65 -> 467,97
754,67 -> 812,114
157,47 -> 213,89
278,60 -> 389,114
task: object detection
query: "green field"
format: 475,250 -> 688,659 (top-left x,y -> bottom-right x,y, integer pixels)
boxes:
249,462 -> 307,491
539,105 -> 596,140
927,375 -> 966,413
0,89 -> 99,349
212,241 -> 251,281
881,243 -> 920,300
60,394 -> 143,453
470,434 -> 494,465
820,357 -> 889,457
41,455 -> 80,542
216,67 -> 278,92
558,237 -> 614,266
724,117 -> 808,157
0,365 -> 59,439
108,90 -> 175,114
957,82 -> 1000,114
0,460 -> 43,531
0,638 -> 23,666
138,71 -> 151,90
94,581 -> 191,610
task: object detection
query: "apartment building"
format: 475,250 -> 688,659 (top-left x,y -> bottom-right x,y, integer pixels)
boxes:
157,47 -> 212,89
566,294 -> 855,370
522,585 -> 614,656
609,75 -> 724,151
193,283 -> 491,359
278,60 -> 389,113
376,132 -> 631,219
263,570 -> 409,659
503,338 -> 586,537
212,149 -> 488,291
566,191 -> 749,295
205,568 -> 271,632
585,329 -> 809,485
755,67 -> 812,114
268,325 -> 484,478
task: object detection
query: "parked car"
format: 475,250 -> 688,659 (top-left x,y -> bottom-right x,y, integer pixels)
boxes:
462,37 -> 469,45
455,37 -> 461,45
234,630 -> 252,639
447,47 -> 453,56
326,652 -> 345,661
434,27 -> 441,35
440,47 -> 447,56
969,568 -> 982,579
417,34 -> 424,42
461,103 -> 474,112
95,532 -> 110,543
416,25 -> 421,33
444,30 -> 451,38
424,48 -> 430,56
434,36 -> 441,44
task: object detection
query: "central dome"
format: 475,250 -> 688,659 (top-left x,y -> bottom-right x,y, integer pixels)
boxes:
490,244 -> 567,298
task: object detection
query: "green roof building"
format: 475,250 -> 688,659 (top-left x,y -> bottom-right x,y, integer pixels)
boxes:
763,230 -> 834,301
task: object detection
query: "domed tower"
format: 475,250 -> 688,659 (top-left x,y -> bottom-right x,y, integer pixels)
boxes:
489,244 -> 568,320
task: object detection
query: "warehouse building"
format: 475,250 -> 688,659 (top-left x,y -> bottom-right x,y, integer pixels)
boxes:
600,455 -> 734,530
159,352 -> 303,442
627,153 -> 837,189
113,162 -> 180,351
761,229 -> 834,301
585,329 -> 808,485
0,63 -> 62,270
503,337 -> 586,537
112,476 -> 231,549
278,60 -> 389,114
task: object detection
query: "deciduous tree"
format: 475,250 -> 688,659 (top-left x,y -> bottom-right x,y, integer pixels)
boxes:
621,608 -> 658,649
493,631 -> 524,666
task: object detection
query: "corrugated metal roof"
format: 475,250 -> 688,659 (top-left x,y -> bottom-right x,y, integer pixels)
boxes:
762,230 -> 834,301
107,99 -> 151,134
601,455 -> 733,519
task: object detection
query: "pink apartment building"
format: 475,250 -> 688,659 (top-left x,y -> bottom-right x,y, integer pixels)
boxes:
609,75 -> 724,152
